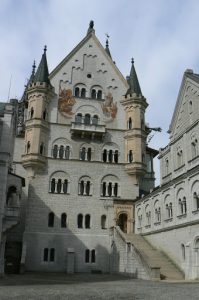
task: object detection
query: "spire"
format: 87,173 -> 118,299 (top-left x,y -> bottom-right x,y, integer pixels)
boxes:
33,46 -> 50,85
87,20 -> 95,35
21,60 -> 36,102
105,39 -> 112,59
125,58 -> 142,97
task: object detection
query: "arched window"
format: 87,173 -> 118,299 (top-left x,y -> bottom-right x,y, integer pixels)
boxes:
193,192 -> 199,210
61,213 -> 67,228
128,117 -> 132,129
91,89 -> 96,99
86,181 -> 90,195
85,249 -> 90,263
87,148 -> 92,161
53,145 -> 58,158
85,214 -> 91,229
76,113 -> 82,123
81,88 -> 86,98
63,179 -> 68,194
114,150 -> 118,163
92,115 -> 98,125
191,139 -> 198,158
97,90 -> 102,99
78,214 -> 83,228
103,149 -> 107,162
59,145 -> 64,159
165,159 -> 169,175
91,249 -> 96,263
65,146 -> 70,160
129,150 -> 133,163
80,180 -> 84,195
48,212 -> 54,227
181,244 -> 186,260
51,178 -> 55,193
30,107 -> 34,119
80,147 -> 86,161
75,87 -> 80,97
142,153 -> 145,163
108,182 -> 112,197
102,182 -> 106,196
27,141 -> 31,153
101,215 -> 107,229
114,183 -> 118,197
109,150 -> 113,163
57,179 -> 62,193
101,178 -> 119,198
84,114 -> 91,125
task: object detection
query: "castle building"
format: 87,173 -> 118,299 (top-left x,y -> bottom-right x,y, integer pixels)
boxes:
0,21 -> 198,280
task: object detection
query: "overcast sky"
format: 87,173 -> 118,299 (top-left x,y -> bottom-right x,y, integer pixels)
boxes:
1,0 -> 199,183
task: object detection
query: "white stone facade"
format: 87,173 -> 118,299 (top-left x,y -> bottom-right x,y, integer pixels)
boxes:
135,70 -> 199,279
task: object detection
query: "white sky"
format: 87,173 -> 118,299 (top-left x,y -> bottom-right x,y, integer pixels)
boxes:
1,0 -> 199,184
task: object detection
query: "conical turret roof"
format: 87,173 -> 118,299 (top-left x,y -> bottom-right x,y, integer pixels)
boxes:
33,46 -> 50,84
125,58 -> 142,97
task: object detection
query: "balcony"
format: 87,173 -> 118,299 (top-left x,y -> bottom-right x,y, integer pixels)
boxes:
3,206 -> 20,233
70,120 -> 106,140
125,161 -> 146,176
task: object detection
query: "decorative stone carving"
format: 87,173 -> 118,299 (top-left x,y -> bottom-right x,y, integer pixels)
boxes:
58,88 -> 76,118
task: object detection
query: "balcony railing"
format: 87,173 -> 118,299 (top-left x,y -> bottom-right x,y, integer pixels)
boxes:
70,121 -> 106,139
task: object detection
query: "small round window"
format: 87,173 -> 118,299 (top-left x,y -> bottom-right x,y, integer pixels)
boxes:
87,74 -> 92,78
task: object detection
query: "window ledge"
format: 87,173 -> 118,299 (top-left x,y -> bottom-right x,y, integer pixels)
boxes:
177,213 -> 187,219
154,221 -> 161,226
164,217 -> 173,223
78,194 -> 92,197
49,192 -> 70,195
174,164 -> 185,172
192,209 -> 199,215
162,173 -> 172,179
145,225 -> 151,229
188,155 -> 199,163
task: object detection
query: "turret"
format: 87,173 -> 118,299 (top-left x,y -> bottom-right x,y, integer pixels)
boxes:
121,59 -> 148,182
21,46 -> 54,176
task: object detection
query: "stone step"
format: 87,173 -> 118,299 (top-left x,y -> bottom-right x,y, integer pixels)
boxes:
125,233 -> 184,280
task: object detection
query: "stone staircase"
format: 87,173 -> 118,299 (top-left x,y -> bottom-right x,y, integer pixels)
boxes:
125,233 -> 184,280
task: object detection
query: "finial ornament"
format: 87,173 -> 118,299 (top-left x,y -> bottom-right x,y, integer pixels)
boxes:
32,60 -> 36,74
89,20 -> 94,29
131,58 -> 134,64
44,45 -> 47,53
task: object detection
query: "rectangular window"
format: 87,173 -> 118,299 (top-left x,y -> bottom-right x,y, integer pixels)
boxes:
50,248 -> 55,262
85,249 -> 90,263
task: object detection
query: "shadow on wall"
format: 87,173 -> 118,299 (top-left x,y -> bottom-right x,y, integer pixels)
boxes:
13,183 -> 113,274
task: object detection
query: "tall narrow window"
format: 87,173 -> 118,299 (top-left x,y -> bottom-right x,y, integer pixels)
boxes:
91,249 -> 96,263
101,215 -> 107,229
53,145 -> 58,158
81,88 -> 86,98
30,107 -> 34,119
63,179 -> 68,194
75,87 -> 80,97
92,115 -> 98,125
76,113 -> 82,123
40,143 -> 44,155
43,248 -> 49,262
109,150 -> 113,163
27,141 -> 31,153
108,182 -> 112,197
103,149 -> 107,162
181,244 -> 185,260
129,150 -> 133,163
78,214 -> 83,228
86,181 -> 90,196
84,114 -> 91,125
97,90 -> 102,99
48,212 -> 54,227
59,145 -> 64,159
57,179 -> 62,193
51,178 -> 55,193
114,183 -> 118,197
43,109 -> 47,120
85,214 -> 91,229
61,213 -> 67,228
65,146 -> 70,160
50,248 -> 55,262
114,150 -> 118,163
80,148 -> 86,161
128,117 -> 132,129
85,249 -> 90,263
87,148 -> 92,161
102,182 -> 106,196
91,89 -> 96,99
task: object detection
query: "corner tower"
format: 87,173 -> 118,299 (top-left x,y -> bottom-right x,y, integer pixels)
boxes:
121,59 -> 148,182
22,46 -> 54,176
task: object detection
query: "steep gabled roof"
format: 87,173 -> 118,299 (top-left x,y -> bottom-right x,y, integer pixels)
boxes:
169,69 -> 199,134
49,25 -> 127,87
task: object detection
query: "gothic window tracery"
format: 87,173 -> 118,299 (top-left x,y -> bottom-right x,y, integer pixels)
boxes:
49,172 -> 70,194
78,177 -> 92,196
101,176 -> 119,197
52,144 -> 71,160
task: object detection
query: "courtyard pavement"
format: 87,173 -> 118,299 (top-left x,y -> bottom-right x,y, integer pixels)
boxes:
0,273 -> 199,299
